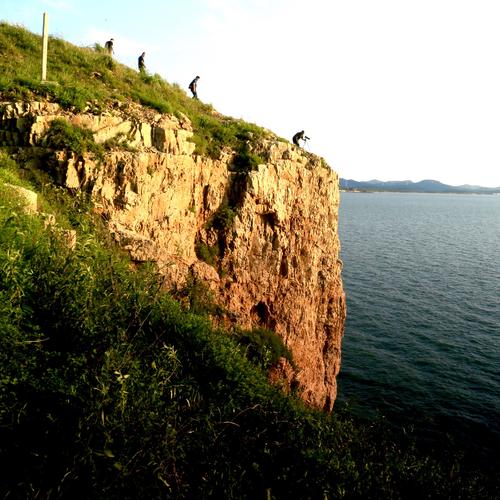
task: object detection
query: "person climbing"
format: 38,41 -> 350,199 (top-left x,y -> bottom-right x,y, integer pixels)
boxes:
293,130 -> 310,147
188,76 -> 200,99
104,38 -> 114,56
138,52 -> 146,73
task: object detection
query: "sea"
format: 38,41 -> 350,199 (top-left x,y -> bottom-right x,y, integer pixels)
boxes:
336,191 -> 500,465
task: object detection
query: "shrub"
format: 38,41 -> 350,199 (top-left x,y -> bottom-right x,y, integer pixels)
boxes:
173,272 -> 223,317
54,84 -> 93,112
43,118 -> 104,159
0,152 -> 30,187
195,241 -> 218,266
190,115 -> 229,159
235,327 -> 294,369
208,202 -> 237,231
102,132 -> 136,152
231,144 -> 265,173
132,90 -> 172,114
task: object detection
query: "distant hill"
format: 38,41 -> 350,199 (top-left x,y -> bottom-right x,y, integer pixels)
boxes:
340,178 -> 500,194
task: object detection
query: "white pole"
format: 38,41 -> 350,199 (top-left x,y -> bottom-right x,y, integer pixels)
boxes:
41,12 -> 48,81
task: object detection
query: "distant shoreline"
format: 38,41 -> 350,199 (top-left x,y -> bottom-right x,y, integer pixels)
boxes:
340,188 -> 500,195
339,177 -> 500,195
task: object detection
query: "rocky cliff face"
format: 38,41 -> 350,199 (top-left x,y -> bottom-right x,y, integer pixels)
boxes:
0,101 -> 346,410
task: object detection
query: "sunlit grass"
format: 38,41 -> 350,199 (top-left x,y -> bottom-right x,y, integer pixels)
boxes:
0,22 -> 271,161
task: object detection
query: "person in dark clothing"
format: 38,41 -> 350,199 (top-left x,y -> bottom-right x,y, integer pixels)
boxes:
104,38 -> 114,56
138,52 -> 146,72
293,130 -> 309,147
188,76 -> 200,99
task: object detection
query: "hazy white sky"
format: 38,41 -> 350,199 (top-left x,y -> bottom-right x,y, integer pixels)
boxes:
3,0 -> 500,187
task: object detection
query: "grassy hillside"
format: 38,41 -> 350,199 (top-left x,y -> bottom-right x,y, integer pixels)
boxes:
0,23 -> 499,499
0,22 -> 271,161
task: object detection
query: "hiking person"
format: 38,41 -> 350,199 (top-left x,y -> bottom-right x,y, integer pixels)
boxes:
104,38 -> 114,56
138,52 -> 146,72
293,130 -> 310,147
188,76 -> 200,99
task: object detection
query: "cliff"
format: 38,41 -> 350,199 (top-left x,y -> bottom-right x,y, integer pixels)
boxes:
0,100 -> 345,410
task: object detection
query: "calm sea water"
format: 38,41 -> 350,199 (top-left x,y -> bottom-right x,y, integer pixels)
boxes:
337,192 -> 500,460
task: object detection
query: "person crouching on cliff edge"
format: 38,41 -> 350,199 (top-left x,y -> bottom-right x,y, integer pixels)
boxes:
293,130 -> 310,147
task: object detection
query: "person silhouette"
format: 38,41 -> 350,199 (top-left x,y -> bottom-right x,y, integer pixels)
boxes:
104,38 -> 114,56
188,76 -> 200,99
292,130 -> 309,147
138,52 -> 146,72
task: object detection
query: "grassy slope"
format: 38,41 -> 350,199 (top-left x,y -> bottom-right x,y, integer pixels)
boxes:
0,22 -> 271,160
0,23 -> 498,499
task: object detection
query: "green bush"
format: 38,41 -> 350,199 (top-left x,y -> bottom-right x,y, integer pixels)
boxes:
231,144 -> 265,173
194,241 -> 218,266
208,202 -> 237,231
55,84 -> 94,112
0,152 -> 30,186
173,272 -> 223,317
132,90 -> 172,114
190,114 -> 231,159
43,118 -> 104,159
235,327 -> 294,370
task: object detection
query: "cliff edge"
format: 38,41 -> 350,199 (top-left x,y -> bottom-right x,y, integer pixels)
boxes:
1,100 -> 345,410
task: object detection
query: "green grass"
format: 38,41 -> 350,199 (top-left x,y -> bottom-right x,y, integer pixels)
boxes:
207,201 -> 237,231
0,22 -> 272,160
195,240 -> 219,266
0,151 -> 31,186
43,118 -> 104,159
0,149 -> 497,500
234,327 -> 295,370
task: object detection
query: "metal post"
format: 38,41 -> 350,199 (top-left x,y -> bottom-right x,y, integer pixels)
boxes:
41,12 -> 48,81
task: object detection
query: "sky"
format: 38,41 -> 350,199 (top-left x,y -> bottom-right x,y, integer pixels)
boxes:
2,0 -> 500,187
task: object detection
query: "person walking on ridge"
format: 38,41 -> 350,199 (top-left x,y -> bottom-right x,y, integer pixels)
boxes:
138,52 -> 146,73
104,38 -> 114,56
189,76 -> 200,99
293,130 -> 309,147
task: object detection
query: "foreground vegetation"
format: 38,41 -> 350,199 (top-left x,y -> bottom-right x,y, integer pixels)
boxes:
1,154 -> 498,498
